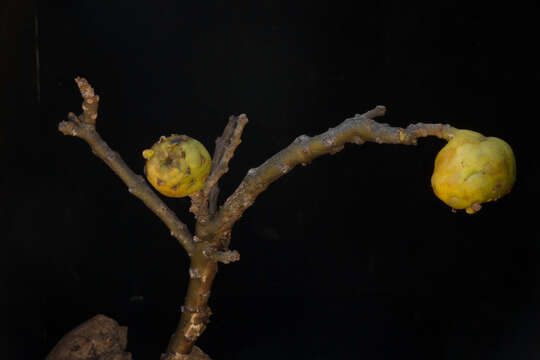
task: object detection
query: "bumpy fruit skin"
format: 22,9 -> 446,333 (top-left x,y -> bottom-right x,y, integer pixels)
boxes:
431,129 -> 516,214
142,134 -> 212,198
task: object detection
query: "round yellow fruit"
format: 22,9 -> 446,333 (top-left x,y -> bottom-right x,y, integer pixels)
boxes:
431,129 -> 516,214
142,134 -> 212,197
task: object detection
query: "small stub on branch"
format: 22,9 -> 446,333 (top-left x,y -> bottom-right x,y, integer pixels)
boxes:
203,248 -> 240,264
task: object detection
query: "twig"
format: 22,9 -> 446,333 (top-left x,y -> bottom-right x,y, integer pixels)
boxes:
188,114 -> 249,223
205,114 -> 249,195
58,77 -> 195,254
205,105 -> 456,235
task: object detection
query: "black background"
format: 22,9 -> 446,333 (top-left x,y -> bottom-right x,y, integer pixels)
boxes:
2,1 -> 539,359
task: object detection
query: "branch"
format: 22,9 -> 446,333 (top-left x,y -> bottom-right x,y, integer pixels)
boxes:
206,114 -> 249,196
58,77 -> 195,254
208,105 -> 456,234
188,114 -> 249,223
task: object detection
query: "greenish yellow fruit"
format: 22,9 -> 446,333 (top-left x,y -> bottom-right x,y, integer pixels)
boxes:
431,129 -> 516,214
143,134 -> 212,197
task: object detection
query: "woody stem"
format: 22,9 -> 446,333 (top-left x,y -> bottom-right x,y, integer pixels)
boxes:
166,241 -> 218,355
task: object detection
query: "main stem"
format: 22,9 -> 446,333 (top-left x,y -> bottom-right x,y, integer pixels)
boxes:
166,239 -> 218,355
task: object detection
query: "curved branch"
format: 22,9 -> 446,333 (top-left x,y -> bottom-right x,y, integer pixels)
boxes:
208,105 -> 456,234
58,77 -> 195,254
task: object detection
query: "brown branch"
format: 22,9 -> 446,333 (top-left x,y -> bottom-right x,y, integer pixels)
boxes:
58,77 -> 195,254
188,114 -> 249,224
206,105 -> 456,236
206,114 -> 249,194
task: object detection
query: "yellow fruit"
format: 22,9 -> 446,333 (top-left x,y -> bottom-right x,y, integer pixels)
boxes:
431,129 -> 516,214
142,135 -> 212,197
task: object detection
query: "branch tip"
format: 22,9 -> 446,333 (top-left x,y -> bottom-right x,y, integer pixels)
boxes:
197,113 -> 250,217
74,76 -> 94,97
365,105 -> 387,119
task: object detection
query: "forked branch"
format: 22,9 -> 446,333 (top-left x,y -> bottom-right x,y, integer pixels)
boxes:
203,106 -> 456,236
58,77 -> 457,359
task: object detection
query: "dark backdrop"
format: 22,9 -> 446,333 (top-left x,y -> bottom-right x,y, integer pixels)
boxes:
2,1 -> 538,359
